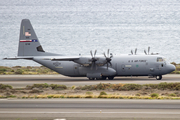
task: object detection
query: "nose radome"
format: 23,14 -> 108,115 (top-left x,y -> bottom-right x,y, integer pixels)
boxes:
169,64 -> 176,72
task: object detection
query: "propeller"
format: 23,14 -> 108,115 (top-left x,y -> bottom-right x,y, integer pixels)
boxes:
144,50 -> 147,55
103,49 -> 113,69
90,50 -> 97,70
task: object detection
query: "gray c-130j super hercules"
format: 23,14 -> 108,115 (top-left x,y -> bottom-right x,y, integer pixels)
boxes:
4,19 -> 176,80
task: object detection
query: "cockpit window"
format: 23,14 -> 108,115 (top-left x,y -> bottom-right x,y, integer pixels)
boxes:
157,57 -> 164,62
157,57 -> 166,62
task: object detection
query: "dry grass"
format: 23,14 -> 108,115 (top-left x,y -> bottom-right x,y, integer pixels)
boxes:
1,83 -> 180,100
0,66 -> 58,75
17,94 -> 180,100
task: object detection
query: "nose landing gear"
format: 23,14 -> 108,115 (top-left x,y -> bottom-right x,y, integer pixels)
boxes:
156,75 -> 162,80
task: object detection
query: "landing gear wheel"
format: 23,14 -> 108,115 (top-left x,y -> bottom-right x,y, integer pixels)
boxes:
108,76 -> 114,80
156,75 -> 162,80
89,78 -> 95,80
101,76 -> 107,80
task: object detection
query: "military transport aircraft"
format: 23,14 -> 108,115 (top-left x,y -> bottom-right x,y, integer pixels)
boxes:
4,19 -> 175,80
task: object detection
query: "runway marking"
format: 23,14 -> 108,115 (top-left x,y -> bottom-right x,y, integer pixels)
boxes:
0,99 -> 7,101
0,112 -> 180,114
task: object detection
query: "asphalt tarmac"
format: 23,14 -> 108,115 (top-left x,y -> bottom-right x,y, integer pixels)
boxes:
0,74 -> 180,88
0,99 -> 180,120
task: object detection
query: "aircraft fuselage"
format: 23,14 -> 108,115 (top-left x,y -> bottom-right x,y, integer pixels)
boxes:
33,54 -> 175,79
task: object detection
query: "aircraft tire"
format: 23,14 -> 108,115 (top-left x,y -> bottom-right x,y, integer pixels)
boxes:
108,76 -> 114,80
156,75 -> 162,80
89,78 -> 95,80
101,76 -> 107,80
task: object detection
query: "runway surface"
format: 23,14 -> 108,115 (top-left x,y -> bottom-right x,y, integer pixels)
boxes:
0,99 -> 180,120
0,74 -> 180,88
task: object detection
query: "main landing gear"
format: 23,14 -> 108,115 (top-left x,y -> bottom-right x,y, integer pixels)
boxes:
88,76 -> 114,80
156,75 -> 162,80
88,78 -> 95,80
101,76 -> 114,80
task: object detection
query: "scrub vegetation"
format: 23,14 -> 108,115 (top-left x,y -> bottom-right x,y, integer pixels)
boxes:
1,82 -> 180,99
170,62 -> 180,74
0,66 -> 58,75
75,82 -> 180,91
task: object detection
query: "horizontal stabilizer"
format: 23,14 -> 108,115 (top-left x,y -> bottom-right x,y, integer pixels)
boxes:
3,57 -> 33,60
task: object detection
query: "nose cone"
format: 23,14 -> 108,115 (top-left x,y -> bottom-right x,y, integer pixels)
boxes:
167,64 -> 176,73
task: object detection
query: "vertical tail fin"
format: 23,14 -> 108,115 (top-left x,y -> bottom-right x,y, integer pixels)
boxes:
18,19 -> 45,56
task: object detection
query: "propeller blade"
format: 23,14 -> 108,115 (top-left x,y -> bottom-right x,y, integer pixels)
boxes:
107,63 -> 108,70
144,50 -> 147,55
107,49 -> 110,57
103,52 -> 106,58
135,48 -> 137,55
148,47 -> 150,55
94,50 -> 97,57
131,50 -> 133,55
90,50 -> 93,57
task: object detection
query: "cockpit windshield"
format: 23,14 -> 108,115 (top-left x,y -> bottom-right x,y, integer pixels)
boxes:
157,57 -> 166,62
